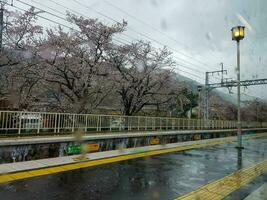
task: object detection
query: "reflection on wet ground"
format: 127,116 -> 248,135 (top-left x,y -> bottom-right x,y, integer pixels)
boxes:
0,138 -> 267,200
225,174 -> 267,200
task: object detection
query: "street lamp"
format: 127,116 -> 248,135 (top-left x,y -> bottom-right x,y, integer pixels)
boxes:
231,26 -> 245,149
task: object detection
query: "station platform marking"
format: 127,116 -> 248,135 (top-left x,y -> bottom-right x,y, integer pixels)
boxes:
175,158 -> 267,200
0,134 -> 266,184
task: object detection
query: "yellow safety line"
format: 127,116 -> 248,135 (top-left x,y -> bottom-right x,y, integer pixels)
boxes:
175,159 -> 267,200
0,134 -> 266,184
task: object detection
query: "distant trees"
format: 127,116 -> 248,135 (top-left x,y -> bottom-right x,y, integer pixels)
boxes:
174,88 -> 198,117
208,95 -> 237,120
241,100 -> 267,122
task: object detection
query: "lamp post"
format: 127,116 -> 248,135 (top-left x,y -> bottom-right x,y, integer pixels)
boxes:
231,26 -> 245,149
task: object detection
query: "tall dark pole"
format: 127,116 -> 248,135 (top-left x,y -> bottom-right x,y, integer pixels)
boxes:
198,90 -> 201,119
236,40 -> 242,148
231,26 -> 245,148
0,3 -> 3,51
204,72 -> 209,120
197,86 -> 202,119
256,102 -> 259,123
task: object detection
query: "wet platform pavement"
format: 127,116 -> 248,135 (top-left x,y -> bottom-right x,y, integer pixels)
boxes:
0,137 -> 267,200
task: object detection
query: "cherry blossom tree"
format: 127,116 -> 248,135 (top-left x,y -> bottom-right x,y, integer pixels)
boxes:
109,41 -> 176,115
0,7 -> 44,109
42,14 -> 126,113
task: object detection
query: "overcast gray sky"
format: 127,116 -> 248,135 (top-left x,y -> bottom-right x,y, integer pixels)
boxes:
10,0 -> 267,100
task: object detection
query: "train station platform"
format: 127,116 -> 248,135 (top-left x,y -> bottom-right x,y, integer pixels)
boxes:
0,133 -> 267,200
0,133 -> 265,175
1,128 -> 266,164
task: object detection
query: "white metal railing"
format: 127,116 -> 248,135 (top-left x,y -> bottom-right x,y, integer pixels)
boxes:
0,110 -> 266,134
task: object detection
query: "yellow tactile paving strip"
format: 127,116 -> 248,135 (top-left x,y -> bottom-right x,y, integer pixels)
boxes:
175,159 -> 267,200
0,134 -> 266,185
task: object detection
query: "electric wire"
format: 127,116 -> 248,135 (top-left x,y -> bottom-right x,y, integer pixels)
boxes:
13,0 -> 207,82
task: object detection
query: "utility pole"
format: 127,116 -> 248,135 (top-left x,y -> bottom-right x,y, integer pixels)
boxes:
256,100 -> 259,123
0,2 -> 4,51
204,64 -> 227,122
197,85 -> 202,119
204,72 -> 209,121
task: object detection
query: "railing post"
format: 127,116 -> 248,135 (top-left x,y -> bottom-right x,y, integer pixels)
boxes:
72,114 -> 75,133
187,119 -> 190,130
18,111 -> 22,134
57,114 -> 61,133
211,120 -> 213,129
129,117 -> 131,131
109,117 -> 112,131
99,116 -> 102,131
96,116 -> 99,131
37,112 -> 40,134
54,114 -> 57,133
145,117 -> 147,131
85,115 -> 88,132
119,116 -> 122,131
166,118 -> 168,130
137,116 -> 140,131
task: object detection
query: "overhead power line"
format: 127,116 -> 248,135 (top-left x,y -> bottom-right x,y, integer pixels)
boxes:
69,0 -> 218,74
5,1 -> 206,83
5,2 -> 128,45
14,1 -> 237,87
13,0 -> 208,82
5,2 -> 263,101
102,0 -> 221,68
47,0 -> 209,75
68,0 -> 233,83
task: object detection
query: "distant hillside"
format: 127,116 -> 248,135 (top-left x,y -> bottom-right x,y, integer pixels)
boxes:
176,74 -> 202,92
176,74 -> 237,105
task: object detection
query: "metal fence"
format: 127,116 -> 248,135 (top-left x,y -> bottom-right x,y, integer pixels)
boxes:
0,110 -> 266,134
